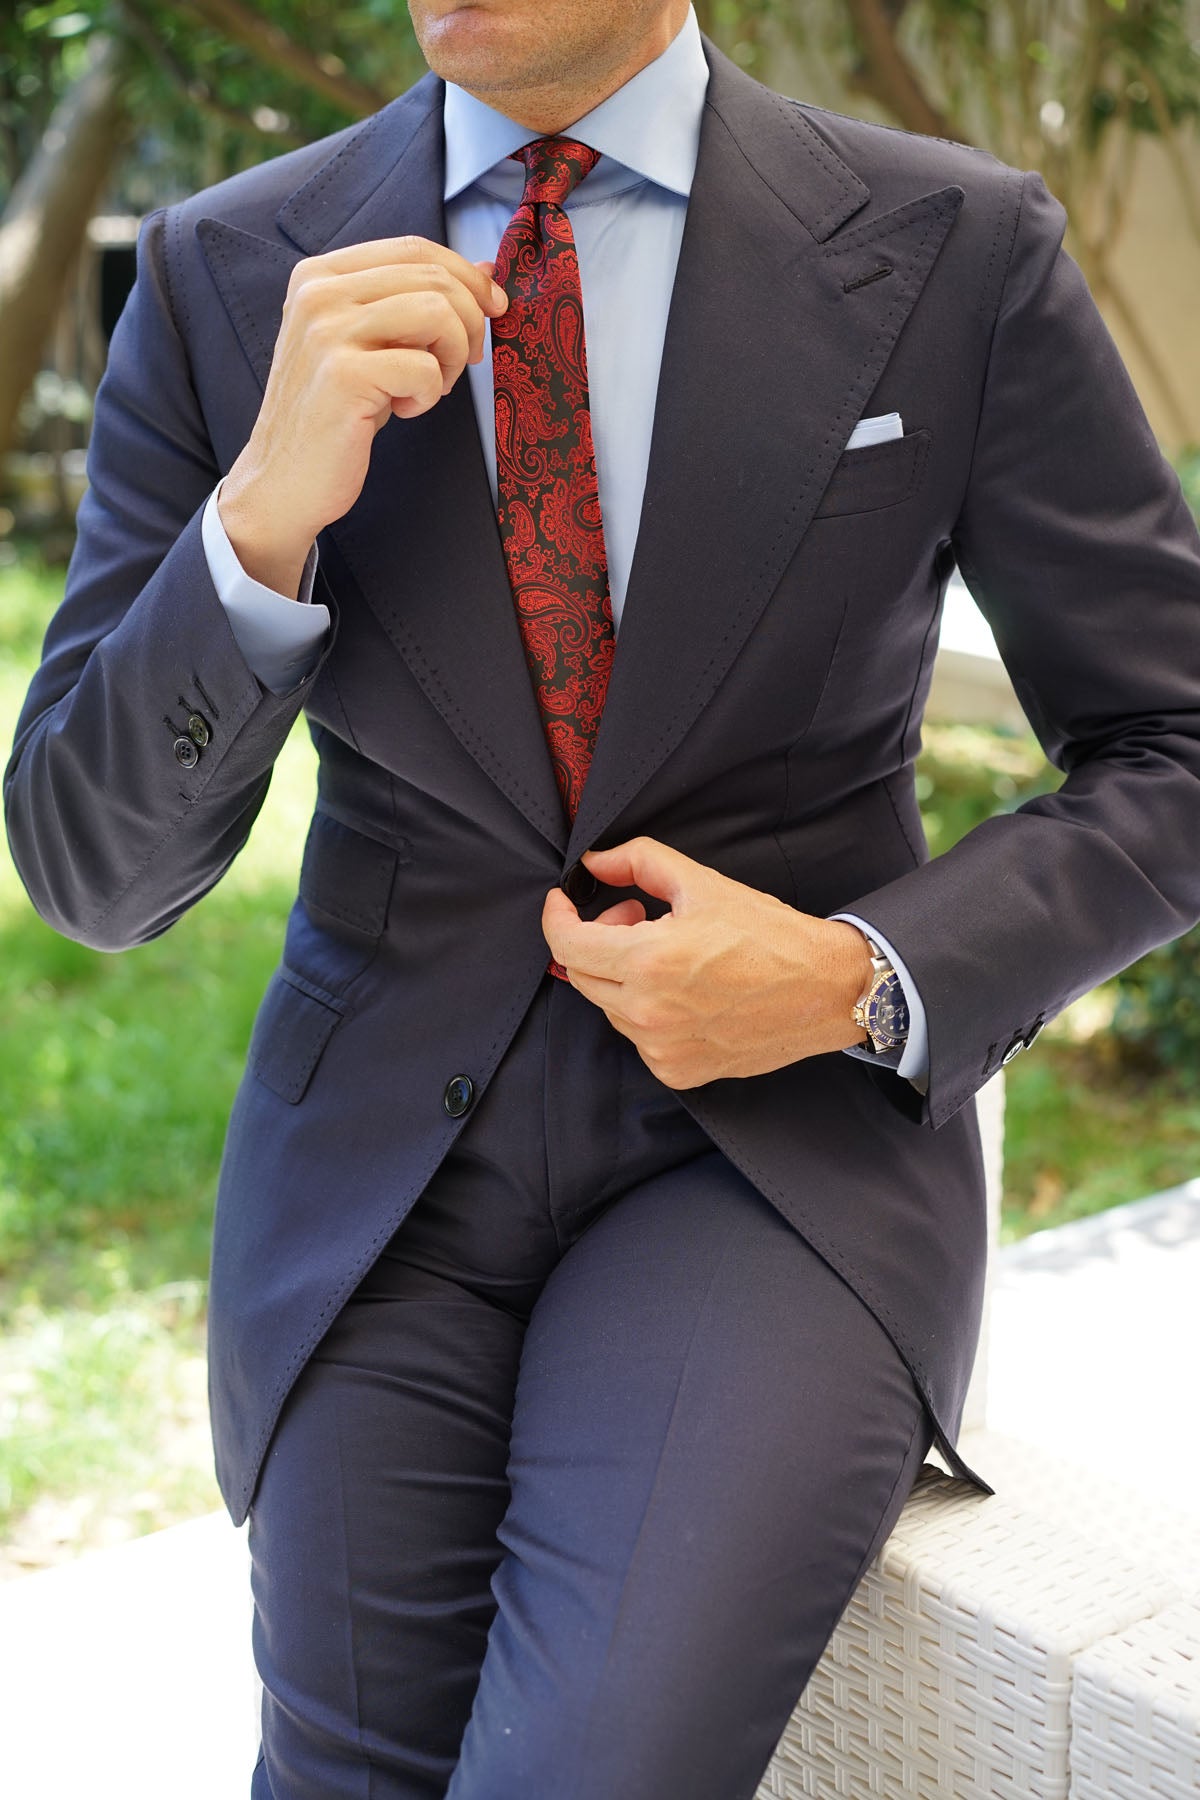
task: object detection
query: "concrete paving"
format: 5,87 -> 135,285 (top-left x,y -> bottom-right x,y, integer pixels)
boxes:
985,1177 -> 1200,1503
2,1179 -> 1197,1799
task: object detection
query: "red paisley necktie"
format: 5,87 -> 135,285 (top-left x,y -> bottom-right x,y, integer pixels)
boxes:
492,137 -> 615,837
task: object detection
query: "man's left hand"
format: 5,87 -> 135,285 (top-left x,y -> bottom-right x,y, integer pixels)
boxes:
542,837 -> 872,1089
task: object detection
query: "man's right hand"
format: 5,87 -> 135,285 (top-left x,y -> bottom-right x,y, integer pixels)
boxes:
217,238 -> 509,598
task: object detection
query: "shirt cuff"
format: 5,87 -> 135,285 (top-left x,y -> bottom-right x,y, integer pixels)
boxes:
830,913 -> 930,1093
201,479 -> 330,695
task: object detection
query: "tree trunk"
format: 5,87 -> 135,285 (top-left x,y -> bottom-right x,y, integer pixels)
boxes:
0,32 -> 132,467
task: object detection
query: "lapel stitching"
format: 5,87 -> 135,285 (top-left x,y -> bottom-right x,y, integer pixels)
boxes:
772,97 -> 871,239
821,185 -> 965,257
195,220 -> 299,390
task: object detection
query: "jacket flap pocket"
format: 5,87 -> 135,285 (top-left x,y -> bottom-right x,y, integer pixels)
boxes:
815,427 -> 930,519
250,968 -> 347,1105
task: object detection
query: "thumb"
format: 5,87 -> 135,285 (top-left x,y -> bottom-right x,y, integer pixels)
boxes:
594,898 -> 647,927
474,259 -> 508,314
581,837 -> 701,909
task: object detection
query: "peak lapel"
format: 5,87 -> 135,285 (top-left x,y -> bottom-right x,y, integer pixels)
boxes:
197,75 -> 567,854
566,46 -> 963,861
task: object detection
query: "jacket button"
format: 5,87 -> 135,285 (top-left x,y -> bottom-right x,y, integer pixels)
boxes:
443,1075 -> 474,1118
1023,1018 -> 1046,1050
187,713 -> 211,748
1001,1033 -> 1025,1066
562,862 -> 597,907
173,736 -> 200,768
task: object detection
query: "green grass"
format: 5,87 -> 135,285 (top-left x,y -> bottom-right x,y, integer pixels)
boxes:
0,892 -> 292,1303
1,545 -> 315,1563
0,1277 -> 215,1548
0,562 -> 316,1310
1001,1039 -> 1200,1240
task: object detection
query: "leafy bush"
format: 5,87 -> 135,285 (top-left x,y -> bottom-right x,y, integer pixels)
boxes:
1174,444 -> 1200,522
1110,930 -> 1200,1072
916,721 -> 1200,1076
915,721 -> 1062,859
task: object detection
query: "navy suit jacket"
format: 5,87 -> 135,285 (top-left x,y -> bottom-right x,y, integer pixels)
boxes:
8,37 -> 1200,1523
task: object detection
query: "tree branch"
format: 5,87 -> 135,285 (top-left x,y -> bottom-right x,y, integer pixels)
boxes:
842,0 -> 971,142
1137,60 -> 1200,247
173,0 -> 391,119
116,0 -> 306,148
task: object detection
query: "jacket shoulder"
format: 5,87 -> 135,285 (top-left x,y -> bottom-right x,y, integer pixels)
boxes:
168,117 -> 368,237
785,95 -> 1027,208
778,95 -> 1043,321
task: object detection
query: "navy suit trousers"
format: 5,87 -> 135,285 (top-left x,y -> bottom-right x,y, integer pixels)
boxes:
247,975 -> 934,1799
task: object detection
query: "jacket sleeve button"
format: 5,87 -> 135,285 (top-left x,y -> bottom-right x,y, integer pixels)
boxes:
187,713 -> 212,748
443,1075 -> 474,1118
173,736 -> 200,768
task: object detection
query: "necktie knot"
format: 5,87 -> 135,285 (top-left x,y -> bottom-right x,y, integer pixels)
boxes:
511,136 -> 601,207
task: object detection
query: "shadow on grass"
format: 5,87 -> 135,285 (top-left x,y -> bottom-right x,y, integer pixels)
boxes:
0,881 -> 296,1315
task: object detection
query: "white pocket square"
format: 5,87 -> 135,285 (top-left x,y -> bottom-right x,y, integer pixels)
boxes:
845,412 -> 904,450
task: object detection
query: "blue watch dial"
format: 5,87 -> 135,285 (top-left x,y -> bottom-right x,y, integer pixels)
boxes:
865,972 -> 910,1049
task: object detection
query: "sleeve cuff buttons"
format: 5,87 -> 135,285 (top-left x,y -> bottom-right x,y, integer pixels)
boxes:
171,711 -> 211,769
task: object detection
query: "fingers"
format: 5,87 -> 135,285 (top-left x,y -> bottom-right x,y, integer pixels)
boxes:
305,236 -> 508,318
311,342 -> 443,421
379,348 -> 451,419
542,886 -> 657,982
230,241 -> 506,557
542,841 -> 701,980
350,292 -> 472,393
283,238 -> 509,404
542,885 -> 588,972
581,836 -> 700,907
559,900 -> 646,1007
312,262 -> 492,366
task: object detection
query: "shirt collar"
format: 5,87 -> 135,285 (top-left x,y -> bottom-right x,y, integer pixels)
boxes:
442,4 -> 709,203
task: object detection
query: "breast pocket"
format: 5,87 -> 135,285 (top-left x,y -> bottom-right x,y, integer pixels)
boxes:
815,427 -> 931,519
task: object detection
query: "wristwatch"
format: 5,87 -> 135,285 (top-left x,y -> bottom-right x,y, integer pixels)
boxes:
852,936 -> 911,1054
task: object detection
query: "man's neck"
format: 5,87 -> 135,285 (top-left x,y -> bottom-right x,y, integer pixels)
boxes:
459,6 -> 689,135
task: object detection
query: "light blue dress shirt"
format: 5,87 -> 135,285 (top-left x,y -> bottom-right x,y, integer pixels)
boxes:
200,3 -> 929,1084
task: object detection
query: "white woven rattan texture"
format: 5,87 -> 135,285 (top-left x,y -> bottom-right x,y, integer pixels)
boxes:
756,1465 -> 1183,1800
1069,1600 -> 1200,1800
956,1431 -> 1200,1597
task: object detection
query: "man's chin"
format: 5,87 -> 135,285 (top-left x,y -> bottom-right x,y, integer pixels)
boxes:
418,7 -> 539,90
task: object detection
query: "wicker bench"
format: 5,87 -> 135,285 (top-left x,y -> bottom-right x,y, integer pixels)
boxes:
756,1072 -> 1200,1800
1071,1599 -> 1200,1800
757,1431 -> 1200,1799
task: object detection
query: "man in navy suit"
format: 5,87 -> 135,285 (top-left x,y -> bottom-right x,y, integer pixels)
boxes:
8,2 -> 1200,1794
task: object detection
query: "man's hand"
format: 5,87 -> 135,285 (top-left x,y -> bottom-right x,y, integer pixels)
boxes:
542,837 -> 873,1089
218,238 -> 510,597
